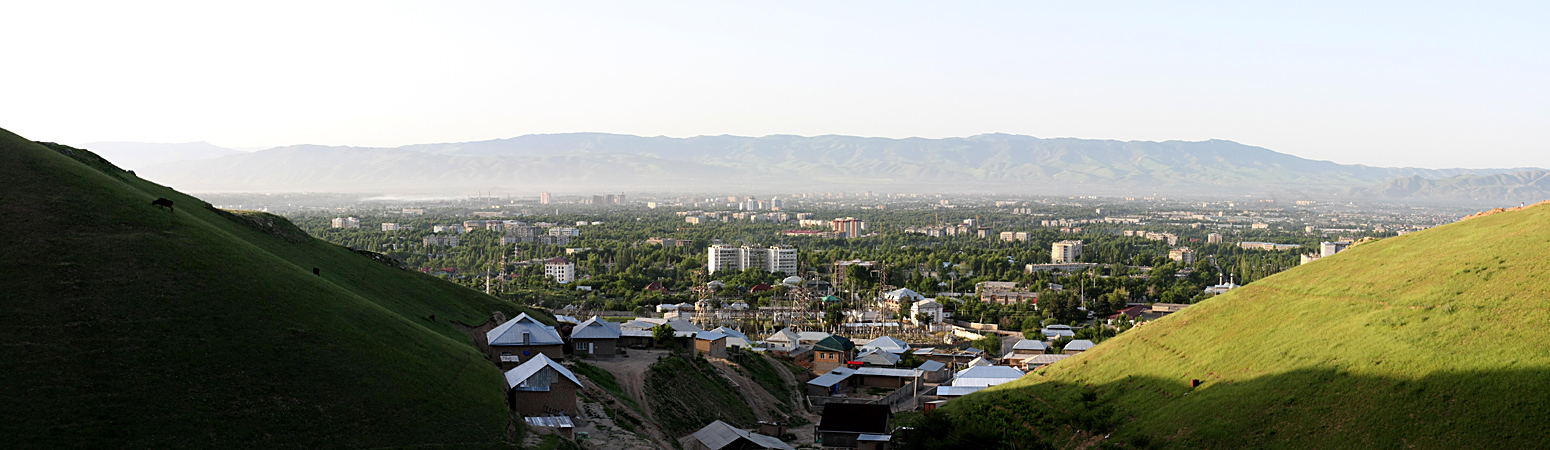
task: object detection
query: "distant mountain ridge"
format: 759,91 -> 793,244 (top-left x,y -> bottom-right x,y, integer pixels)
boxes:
81,141 -> 241,170
128,133 -> 1541,200
1350,169 -> 1550,202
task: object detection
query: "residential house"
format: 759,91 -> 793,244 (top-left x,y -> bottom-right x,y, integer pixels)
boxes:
910,299 -> 944,325
812,335 -> 856,374
1040,325 -> 1076,339
1003,339 -> 1049,368
1026,354 -> 1070,369
762,328 -> 801,354
695,331 -> 728,358
569,316 -> 621,358
943,365 -> 1025,398
817,403 -> 891,449
852,367 -> 921,389
916,360 -> 949,383
711,326 -> 753,349
806,367 -> 856,396
503,353 -> 581,416
857,336 -> 910,355
683,420 -> 796,450
487,313 -> 566,369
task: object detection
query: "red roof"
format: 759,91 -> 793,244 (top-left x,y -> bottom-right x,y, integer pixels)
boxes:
1109,305 -> 1149,319
750,284 -> 772,292
644,281 -> 667,292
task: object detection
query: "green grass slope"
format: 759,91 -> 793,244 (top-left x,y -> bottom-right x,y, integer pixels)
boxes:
919,205 -> 1550,449
0,127 -> 546,448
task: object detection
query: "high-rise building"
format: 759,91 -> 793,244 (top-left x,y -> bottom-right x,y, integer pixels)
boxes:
707,244 -> 799,275
380,223 -> 400,231
544,257 -> 575,284
539,192 -> 551,205
1207,233 -> 1223,244
1051,240 -> 1083,263
1320,241 -> 1350,258
331,217 -> 360,229
830,217 -> 865,238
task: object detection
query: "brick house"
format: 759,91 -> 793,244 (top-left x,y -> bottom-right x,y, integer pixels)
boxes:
487,313 -> 566,369
504,353 -> 581,416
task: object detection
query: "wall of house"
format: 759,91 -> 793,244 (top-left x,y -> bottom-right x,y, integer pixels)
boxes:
859,375 -> 906,389
820,431 -> 861,449
695,339 -> 726,358
509,382 -> 579,416
491,344 -> 565,370
814,350 -> 847,374
574,338 -> 617,357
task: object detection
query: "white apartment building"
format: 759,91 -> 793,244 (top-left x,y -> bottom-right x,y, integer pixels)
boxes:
1207,233 -> 1223,244
707,244 -> 799,275
544,257 -> 575,284
380,223 -> 400,231
331,217 -> 360,229
1051,240 -> 1083,263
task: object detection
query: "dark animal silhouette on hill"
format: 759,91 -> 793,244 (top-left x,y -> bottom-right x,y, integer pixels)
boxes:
151,198 -> 174,213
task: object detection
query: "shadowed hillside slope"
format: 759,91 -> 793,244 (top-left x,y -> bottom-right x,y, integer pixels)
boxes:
0,127 -> 547,448
914,204 -> 1550,449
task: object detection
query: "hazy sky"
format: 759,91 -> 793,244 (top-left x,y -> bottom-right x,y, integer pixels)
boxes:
4,1 -> 1546,168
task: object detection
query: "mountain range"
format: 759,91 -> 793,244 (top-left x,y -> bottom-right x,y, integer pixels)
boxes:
116,133 -> 1545,202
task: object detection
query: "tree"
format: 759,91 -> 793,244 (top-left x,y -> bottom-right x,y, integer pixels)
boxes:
824,304 -> 845,327
970,335 -> 1002,357
651,324 -> 674,347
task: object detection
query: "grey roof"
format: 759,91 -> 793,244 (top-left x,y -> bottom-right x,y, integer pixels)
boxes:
917,360 -> 946,372
859,335 -> 910,352
857,434 -> 893,442
1064,339 -> 1096,351
696,331 -> 728,341
797,331 -> 832,342
620,329 -> 653,338
1012,339 -> 1048,351
806,367 -> 857,388
691,420 -> 795,450
504,353 -> 581,390
570,316 -> 622,339
1041,328 -> 1076,337
854,367 -> 922,378
711,326 -> 749,340
764,328 -> 801,343
883,288 -> 924,301
934,385 -> 986,397
952,366 -> 1025,387
667,319 -> 703,333
1029,354 -> 1070,366
487,313 -> 564,346
965,356 -> 993,367
620,319 -> 663,331
855,349 -> 901,366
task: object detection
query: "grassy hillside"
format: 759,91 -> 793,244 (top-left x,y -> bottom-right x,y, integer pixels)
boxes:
644,354 -> 758,437
0,127 -> 546,448
915,204 -> 1550,449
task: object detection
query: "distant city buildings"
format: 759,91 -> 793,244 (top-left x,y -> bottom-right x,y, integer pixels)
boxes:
706,244 -> 799,275
1301,241 -> 1352,264
423,235 -> 460,247
1207,233 -> 1223,244
539,192 -> 551,205
330,217 -> 360,229
1240,242 -> 1302,251
380,222 -> 400,231
999,231 -> 1030,242
1051,240 -> 1083,263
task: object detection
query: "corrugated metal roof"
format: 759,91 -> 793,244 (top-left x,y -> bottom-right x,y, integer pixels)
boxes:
696,331 -> 727,341
859,335 -> 910,352
570,316 -> 622,339
1065,339 -> 1096,351
487,313 -> 564,346
1012,339 -> 1047,351
806,367 -> 856,387
711,326 -> 748,340
691,420 -> 795,450
934,385 -> 986,397
917,360 -> 946,372
855,349 -> 900,366
503,353 -> 581,389
1029,354 -> 1070,365
952,366 -> 1025,387
857,434 -> 893,442
854,367 -> 922,378
523,415 -> 575,428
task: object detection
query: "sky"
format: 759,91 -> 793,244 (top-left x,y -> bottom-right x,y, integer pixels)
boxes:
3,1 -> 1546,169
